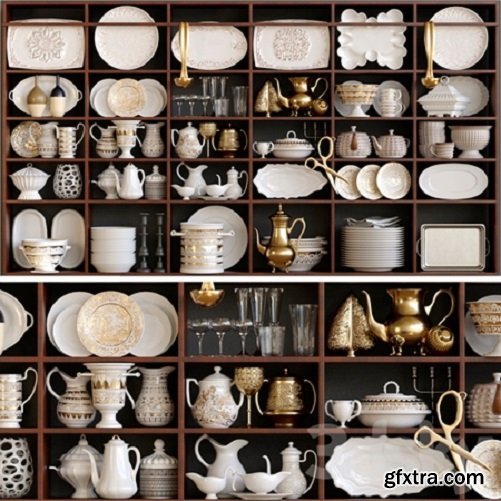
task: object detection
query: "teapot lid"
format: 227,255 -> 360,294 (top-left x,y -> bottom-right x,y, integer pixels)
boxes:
281,441 -> 302,457
59,434 -> 102,463
273,368 -> 297,381
10,163 -> 50,178
183,121 -> 198,131
141,439 -> 178,470
203,365 -> 232,383
146,165 -> 166,183
98,163 -> 121,179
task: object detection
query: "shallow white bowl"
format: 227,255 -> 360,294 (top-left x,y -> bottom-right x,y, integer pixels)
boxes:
91,252 -> 136,265
91,262 -> 135,273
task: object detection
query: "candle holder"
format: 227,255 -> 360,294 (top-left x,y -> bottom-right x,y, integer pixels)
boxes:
154,212 -> 166,273
138,212 -> 150,272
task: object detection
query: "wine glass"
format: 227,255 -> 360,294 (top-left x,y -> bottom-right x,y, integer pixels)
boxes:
187,95 -> 198,116
188,318 -> 209,356
173,95 -> 187,116
212,317 -> 232,356
250,288 -> 267,352
234,319 -> 253,355
234,367 -> 265,427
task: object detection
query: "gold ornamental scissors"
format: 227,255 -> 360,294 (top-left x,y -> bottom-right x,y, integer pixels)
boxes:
414,390 -> 491,473
304,136 -> 346,192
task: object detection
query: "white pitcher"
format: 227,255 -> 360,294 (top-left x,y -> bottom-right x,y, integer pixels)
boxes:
31,122 -> 58,158
56,123 -> 85,159
141,122 -> 165,158
225,166 -> 248,199
176,162 -> 208,196
0,368 -> 38,428
111,163 -> 145,200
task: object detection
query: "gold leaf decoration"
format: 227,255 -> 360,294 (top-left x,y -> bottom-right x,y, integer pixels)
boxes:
254,80 -> 282,117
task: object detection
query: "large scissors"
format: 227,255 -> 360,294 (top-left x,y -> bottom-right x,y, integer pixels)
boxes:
304,136 -> 346,192
414,390 -> 491,473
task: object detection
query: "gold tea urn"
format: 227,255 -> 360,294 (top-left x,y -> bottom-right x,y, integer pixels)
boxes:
216,124 -> 248,158
255,204 -> 306,273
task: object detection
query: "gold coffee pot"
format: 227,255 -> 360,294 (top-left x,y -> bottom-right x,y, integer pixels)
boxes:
216,124 -> 248,158
255,204 -> 306,273
255,369 -> 316,428
362,288 -> 455,356
274,77 -> 328,117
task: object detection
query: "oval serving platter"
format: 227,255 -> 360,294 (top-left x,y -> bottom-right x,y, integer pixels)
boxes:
419,164 -> 488,199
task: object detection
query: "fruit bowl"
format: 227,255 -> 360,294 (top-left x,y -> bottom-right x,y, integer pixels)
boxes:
335,84 -> 378,117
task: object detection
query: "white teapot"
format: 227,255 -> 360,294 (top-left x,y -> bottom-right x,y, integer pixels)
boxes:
111,163 -> 145,200
171,122 -> 206,159
186,366 -> 244,429
225,166 -> 248,200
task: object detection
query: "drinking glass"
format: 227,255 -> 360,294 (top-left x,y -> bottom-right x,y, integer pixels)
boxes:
214,98 -> 230,117
234,367 -> 264,427
250,288 -> 267,351
174,95 -> 187,116
188,318 -> 209,356
234,319 -> 253,355
289,304 -> 318,356
212,317 -> 232,356
232,86 -> 248,117
258,326 -> 286,356
266,287 -> 284,326
187,95 -> 198,116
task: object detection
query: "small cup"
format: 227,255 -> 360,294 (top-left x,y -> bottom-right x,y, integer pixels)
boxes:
325,399 -> 362,428
380,88 -> 402,102
252,141 -> 274,158
214,98 -> 230,117
379,102 -> 405,117
430,142 -> 455,159
258,326 -> 286,356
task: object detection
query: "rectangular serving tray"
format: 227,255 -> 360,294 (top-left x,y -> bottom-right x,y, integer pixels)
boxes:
419,224 -> 487,272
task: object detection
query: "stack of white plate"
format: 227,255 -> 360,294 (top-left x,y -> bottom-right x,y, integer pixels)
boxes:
342,226 -> 405,272
90,226 -> 136,273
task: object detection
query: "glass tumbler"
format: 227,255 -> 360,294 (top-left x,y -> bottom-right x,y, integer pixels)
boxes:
289,304 -> 318,356
232,85 -> 248,116
214,98 -> 230,117
258,326 -> 286,356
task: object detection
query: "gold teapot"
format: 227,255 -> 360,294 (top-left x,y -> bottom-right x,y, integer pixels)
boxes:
216,124 -> 248,158
362,288 -> 455,356
255,369 -> 316,428
255,204 -> 306,273
274,77 -> 328,117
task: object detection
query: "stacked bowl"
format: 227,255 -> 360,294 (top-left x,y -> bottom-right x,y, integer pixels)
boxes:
90,226 -> 136,273
418,121 -> 445,158
466,300 -> 501,356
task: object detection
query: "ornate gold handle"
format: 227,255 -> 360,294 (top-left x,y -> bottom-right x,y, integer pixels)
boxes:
422,22 -> 439,89
179,21 -> 189,79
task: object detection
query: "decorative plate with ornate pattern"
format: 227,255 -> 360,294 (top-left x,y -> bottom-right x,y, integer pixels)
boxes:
335,165 -> 361,200
107,79 -> 146,117
95,6 -> 159,70
77,291 -> 144,357
10,121 -> 41,158
356,164 -> 382,200
376,162 -> 411,200
466,440 -> 501,499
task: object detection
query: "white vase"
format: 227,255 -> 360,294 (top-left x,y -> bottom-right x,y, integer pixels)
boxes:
141,122 -> 165,158
0,438 -> 33,498
53,164 -> 82,199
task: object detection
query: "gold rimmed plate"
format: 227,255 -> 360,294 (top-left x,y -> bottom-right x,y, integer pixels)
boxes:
107,78 -> 146,117
10,121 -> 41,158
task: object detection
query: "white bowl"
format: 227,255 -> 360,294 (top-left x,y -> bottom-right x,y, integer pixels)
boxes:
272,146 -> 314,159
90,226 -> 136,240
91,239 -> 136,253
20,239 -> 69,273
358,410 -> 430,428
91,252 -> 136,265
92,262 -> 135,273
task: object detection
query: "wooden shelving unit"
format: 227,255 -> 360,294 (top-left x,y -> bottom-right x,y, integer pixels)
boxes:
1,0 -> 499,275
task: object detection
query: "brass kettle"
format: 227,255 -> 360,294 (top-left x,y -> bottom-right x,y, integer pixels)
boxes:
255,204 -> 306,273
274,77 -> 328,117
362,288 -> 455,356
216,124 -> 248,158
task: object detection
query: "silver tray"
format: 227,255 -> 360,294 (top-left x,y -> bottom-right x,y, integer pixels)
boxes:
418,224 -> 487,272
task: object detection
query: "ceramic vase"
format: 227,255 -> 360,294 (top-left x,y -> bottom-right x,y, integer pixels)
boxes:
53,164 -> 82,199
141,122 -> 165,158
0,438 -> 33,498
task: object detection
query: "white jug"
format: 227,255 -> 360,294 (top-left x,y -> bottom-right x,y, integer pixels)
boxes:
176,162 -> 208,196
225,166 -> 248,199
111,163 -> 145,200
56,123 -> 85,159
31,122 -> 58,158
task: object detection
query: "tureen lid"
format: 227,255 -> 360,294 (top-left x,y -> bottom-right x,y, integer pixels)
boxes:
10,163 -> 50,178
141,439 -> 178,470
203,365 -> 232,383
59,434 -> 102,464
418,76 -> 470,104
145,165 -> 166,183
362,381 -> 421,402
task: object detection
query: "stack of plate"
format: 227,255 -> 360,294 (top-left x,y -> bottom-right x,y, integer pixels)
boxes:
47,291 -> 178,357
342,226 -> 405,272
90,226 -> 136,273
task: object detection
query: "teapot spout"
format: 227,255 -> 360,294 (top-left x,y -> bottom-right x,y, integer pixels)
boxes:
255,228 -> 266,256
361,290 -> 390,343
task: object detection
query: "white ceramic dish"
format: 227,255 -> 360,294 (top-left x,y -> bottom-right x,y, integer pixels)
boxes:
254,164 -> 327,199
376,162 -> 411,199
91,261 -> 135,274
356,164 -> 382,200
234,494 -> 291,501
51,209 -> 85,269
90,226 -> 136,240
254,20 -> 330,69
91,239 -> 136,253
431,7 -> 488,70
95,6 -> 159,70
373,80 -> 411,117
465,440 -> 501,499
172,24 -> 247,70
9,76 -> 82,117
139,79 -> 167,117
464,295 -> 500,356
336,9 -> 407,70
52,304 -> 91,356
0,291 -> 34,353
8,19 -> 85,69
10,121 -> 41,158
326,436 -> 453,498
358,410 -> 430,428
90,79 -> 116,115
335,165 -> 361,200
449,76 -> 489,117
419,164 -> 488,199
107,79 -> 146,117
188,206 -> 247,270
129,303 -> 172,356
334,80 -> 371,117
12,209 -> 48,269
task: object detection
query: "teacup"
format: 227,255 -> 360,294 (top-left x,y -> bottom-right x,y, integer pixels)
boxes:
380,88 -> 402,102
253,141 -> 274,158
379,102 -> 405,117
430,142 -> 455,159
325,399 -> 362,428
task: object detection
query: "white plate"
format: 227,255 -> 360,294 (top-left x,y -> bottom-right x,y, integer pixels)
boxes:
90,79 -> 116,112
9,75 -> 82,117
373,80 -> 411,116
335,165 -> 361,200
8,19 -> 85,70
12,209 -> 48,269
0,290 -> 33,352
95,6 -> 159,70
47,292 -> 92,347
464,295 -> 500,356
107,79 -> 146,117
376,162 -> 411,199
336,9 -> 407,70
448,76 -> 489,116
431,7 -> 488,70
356,164 -> 382,200
419,164 -> 488,199
51,209 -> 85,269
172,24 -> 247,70
188,206 -> 247,270
326,436 -> 452,498
130,303 -> 172,356
254,163 -> 327,199
334,80 -> 371,117
52,304 -> 91,356
254,20 -> 330,69
139,79 -> 167,117
91,79 -> 117,117
466,440 -> 501,499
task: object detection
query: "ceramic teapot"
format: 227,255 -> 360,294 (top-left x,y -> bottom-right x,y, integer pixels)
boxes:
89,124 -> 118,159
176,162 -> 208,196
335,126 -> 371,158
91,163 -> 122,200
362,288 -> 455,356
85,435 -> 140,499
195,434 -> 248,494
255,204 -> 306,273
371,129 -> 410,158
466,373 -> 501,427
216,124 -> 248,158
225,166 -> 248,200
111,163 -> 145,200
171,122 -> 206,159
186,366 -> 245,429
274,77 -> 329,116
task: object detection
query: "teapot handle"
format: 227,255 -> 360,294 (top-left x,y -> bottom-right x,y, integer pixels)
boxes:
312,78 -> 329,100
287,218 -> 306,244
304,378 -> 317,415
424,288 -> 455,326
176,162 -> 188,182
46,366 -> 64,401
235,389 -> 245,410
239,129 -> 248,151
253,379 -> 269,415
171,129 -> 179,147
186,378 -> 199,408
301,449 -> 318,494
138,169 -> 146,187
194,434 -> 210,468
89,123 -> 100,142
128,446 -> 141,478
239,171 -> 249,196
20,367 -> 38,411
